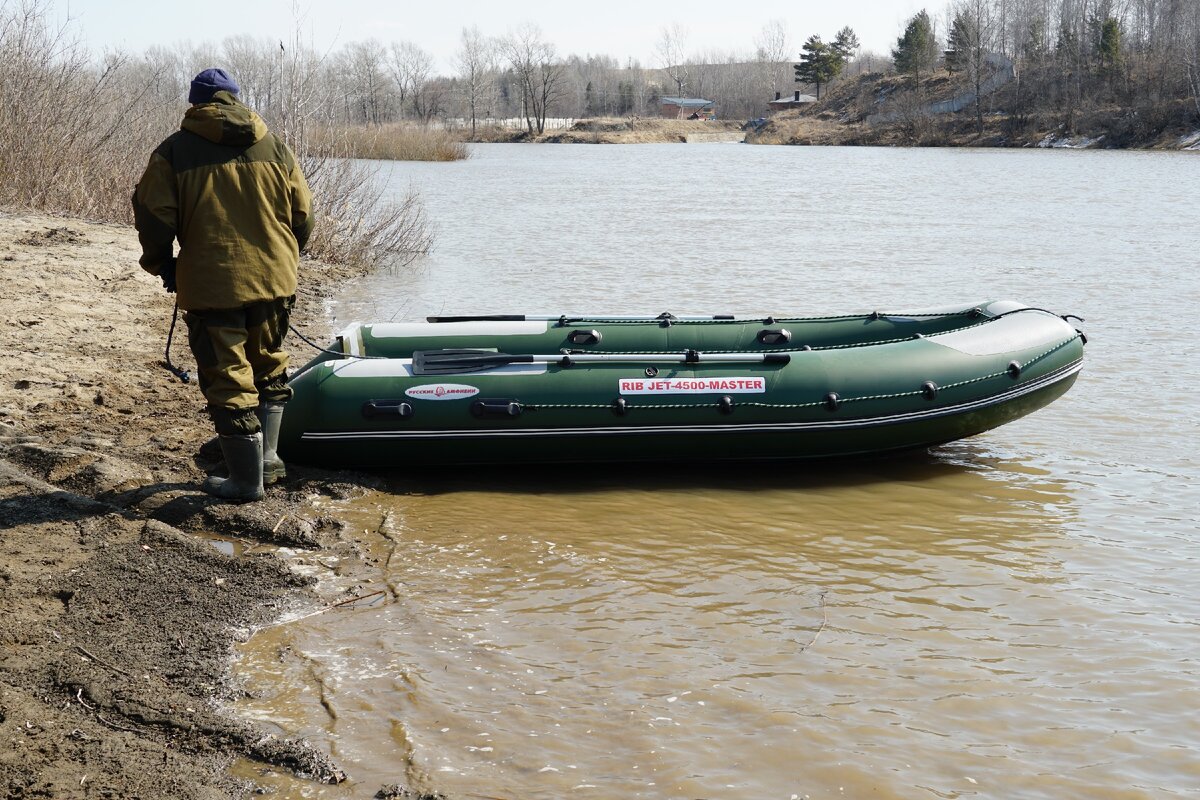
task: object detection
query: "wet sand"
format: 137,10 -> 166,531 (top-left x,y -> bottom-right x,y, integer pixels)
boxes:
0,211 -> 380,797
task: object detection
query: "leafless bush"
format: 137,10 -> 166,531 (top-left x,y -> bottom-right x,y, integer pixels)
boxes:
262,24 -> 435,271
300,145 -> 433,272
0,0 -> 433,271
0,0 -> 176,220
887,88 -> 938,144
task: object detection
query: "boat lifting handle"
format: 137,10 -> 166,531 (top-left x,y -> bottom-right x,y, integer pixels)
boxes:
471,398 -> 524,418
362,400 -> 414,419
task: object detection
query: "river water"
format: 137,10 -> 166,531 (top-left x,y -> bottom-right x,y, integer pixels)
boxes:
232,144 -> 1199,799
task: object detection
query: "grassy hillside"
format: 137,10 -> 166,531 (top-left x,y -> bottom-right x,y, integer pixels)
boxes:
748,69 -> 1200,149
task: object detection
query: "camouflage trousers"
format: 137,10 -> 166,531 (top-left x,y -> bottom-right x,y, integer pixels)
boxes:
184,296 -> 295,436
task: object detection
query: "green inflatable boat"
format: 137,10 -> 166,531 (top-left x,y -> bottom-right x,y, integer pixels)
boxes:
279,300 -> 1085,467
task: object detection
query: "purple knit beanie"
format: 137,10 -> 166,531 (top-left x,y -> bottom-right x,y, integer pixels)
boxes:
188,68 -> 240,104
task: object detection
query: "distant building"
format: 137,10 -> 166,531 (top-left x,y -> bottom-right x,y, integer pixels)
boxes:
661,97 -> 715,120
768,90 -> 817,113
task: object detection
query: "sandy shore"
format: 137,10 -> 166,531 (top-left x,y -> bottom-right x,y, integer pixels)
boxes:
0,211 -> 378,797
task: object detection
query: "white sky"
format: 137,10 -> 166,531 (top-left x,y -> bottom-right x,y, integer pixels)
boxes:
55,0 -> 935,72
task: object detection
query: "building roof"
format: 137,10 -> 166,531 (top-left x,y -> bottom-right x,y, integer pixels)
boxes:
769,94 -> 817,106
661,97 -> 715,107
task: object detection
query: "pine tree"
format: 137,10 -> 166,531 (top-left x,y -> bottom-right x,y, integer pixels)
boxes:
1023,15 -> 1050,65
584,81 -> 597,116
794,28 -> 857,100
794,35 -> 834,99
893,10 -> 939,86
832,26 -> 860,65
945,12 -> 973,75
617,80 -> 634,115
1097,17 -> 1121,83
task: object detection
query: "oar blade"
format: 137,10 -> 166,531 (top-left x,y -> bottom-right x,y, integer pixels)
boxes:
425,314 -> 528,323
413,349 -> 527,375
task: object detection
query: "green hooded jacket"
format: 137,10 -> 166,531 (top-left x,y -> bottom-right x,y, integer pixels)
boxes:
133,91 -> 313,311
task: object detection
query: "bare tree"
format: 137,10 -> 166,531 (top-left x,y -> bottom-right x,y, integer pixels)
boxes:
950,0 -> 996,132
341,39 -> 390,125
138,45 -> 188,106
270,3 -> 328,146
221,35 -> 279,112
387,40 -> 435,121
754,19 -> 791,100
657,22 -> 690,95
1190,5 -> 1200,117
1189,59 -> 1200,118
563,53 -> 626,117
626,58 -> 651,115
454,25 -> 497,137
500,23 -> 565,134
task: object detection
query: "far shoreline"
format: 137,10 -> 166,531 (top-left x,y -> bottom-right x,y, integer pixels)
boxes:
462,114 -> 1200,151
455,69 -> 1200,153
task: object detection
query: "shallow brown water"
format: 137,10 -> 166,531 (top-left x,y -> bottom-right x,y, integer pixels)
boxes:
233,144 -> 1200,799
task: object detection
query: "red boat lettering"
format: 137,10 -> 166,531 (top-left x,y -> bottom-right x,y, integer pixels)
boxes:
619,376 -> 766,395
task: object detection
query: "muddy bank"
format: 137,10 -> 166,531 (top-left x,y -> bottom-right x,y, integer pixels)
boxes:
0,211 -> 389,797
470,117 -> 748,144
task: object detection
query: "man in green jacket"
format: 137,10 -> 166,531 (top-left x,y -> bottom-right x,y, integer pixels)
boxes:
133,68 -> 313,502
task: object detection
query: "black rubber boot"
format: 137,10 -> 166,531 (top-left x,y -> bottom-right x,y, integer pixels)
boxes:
202,433 -> 264,502
256,402 -> 287,485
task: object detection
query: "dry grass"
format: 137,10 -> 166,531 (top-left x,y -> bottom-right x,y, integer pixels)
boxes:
533,117 -> 747,144
747,114 -> 866,146
308,123 -> 469,162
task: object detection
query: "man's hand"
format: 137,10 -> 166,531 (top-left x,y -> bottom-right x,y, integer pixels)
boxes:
160,258 -> 177,293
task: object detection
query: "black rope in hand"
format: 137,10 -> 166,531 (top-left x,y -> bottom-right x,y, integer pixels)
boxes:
159,303 -> 396,388
161,302 -> 190,383
288,324 -> 387,359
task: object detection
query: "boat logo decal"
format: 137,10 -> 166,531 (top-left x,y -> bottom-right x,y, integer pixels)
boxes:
619,376 -> 766,395
404,383 -> 481,401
